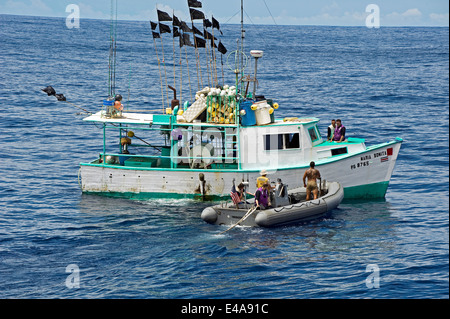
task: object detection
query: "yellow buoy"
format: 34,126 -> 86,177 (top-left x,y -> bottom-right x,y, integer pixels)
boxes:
251,104 -> 258,111
273,102 -> 279,109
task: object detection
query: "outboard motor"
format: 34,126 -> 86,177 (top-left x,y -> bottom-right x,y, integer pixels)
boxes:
272,178 -> 290,208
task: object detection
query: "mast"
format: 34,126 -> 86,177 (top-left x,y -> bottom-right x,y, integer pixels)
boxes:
240,0 -> 245,94
108,0 -> 118,98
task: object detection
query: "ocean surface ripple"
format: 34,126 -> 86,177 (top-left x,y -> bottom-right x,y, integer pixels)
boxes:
0,15 -> 448,299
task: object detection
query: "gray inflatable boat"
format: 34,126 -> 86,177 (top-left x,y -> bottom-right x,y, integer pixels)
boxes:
202,181 -> 344,228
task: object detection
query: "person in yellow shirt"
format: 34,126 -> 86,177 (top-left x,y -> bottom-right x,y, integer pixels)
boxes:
256,170 -> 270,189
256,170 -> 275,206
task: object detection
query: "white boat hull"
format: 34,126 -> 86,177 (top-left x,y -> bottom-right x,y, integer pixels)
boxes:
80,139 -> 402,199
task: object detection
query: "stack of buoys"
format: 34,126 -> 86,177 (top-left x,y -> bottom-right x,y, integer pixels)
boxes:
205,85 -> 237,124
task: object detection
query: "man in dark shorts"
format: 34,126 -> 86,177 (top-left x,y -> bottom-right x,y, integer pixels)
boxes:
303,161 -> 321,200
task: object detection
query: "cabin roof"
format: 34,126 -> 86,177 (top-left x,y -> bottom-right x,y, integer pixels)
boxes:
83,111 -> 320,128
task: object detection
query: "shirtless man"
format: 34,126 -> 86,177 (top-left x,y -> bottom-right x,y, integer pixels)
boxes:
303,161 -> 321,200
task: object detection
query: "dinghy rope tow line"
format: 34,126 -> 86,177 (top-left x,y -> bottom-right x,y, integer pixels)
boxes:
218,206 -> 258,235
41,86 -> 93,115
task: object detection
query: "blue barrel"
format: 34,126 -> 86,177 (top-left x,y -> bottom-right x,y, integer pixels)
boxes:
103,99 -> 114,116
240,100 -> 256,126
103,99 -> 114,107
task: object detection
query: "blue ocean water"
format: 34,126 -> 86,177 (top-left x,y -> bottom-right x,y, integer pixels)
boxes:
0,14 -> 448,299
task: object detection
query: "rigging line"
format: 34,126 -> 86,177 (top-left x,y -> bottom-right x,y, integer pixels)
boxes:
243,9 -> 271,48
263,0 -> 278,25
224,10 -> 241,24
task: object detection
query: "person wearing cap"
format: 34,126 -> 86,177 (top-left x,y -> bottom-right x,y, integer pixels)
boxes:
256,169 -> 270,189
257,169 -> 276,189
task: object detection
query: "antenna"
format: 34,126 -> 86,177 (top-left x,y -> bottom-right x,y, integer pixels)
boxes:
250,50 -> 263,98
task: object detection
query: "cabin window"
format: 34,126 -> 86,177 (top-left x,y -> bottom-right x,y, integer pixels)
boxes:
331,147 -> 348,156
286,133 -> 300,149
264,133 -> 300,151
308,126 -> 320,142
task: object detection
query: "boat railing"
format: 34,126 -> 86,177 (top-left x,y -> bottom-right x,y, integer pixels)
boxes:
90,152 -> 239,170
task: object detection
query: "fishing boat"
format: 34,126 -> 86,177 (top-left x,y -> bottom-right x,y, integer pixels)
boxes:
201,181 -> 344,228
76,1 -> 402,200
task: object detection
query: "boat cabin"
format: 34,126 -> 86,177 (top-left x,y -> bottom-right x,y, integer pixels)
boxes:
83,98 -> 366,173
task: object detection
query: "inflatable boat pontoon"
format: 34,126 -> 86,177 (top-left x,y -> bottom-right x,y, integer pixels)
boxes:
202,181 -> 344,228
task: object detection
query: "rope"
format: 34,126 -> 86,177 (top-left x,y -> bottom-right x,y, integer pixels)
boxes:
274,199 -> 322,213
263,0 -> 278,25
64,101 -> 92,114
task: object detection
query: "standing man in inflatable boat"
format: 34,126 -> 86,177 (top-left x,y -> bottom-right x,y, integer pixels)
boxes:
303,162 -> 321,201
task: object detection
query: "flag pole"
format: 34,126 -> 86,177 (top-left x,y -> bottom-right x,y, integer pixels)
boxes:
205,43 -> 211,88
152,35 -> 165,112
172,17 -> 177,95
221,53 -> 225,86
156,8 -> 173,109
189,23 -> 202,91
180,42 -> 183,104
159,37 -> 170,109
187,4 -> 207,91
203,20 -> 213,88
211,26 -> 218,87
184,44 -> 193,102
203,24 -> 211,87
173,15 -> 183,106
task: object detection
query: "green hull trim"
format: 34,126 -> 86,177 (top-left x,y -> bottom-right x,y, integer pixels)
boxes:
83,191 -> 227,201
83,181 -> 390,201
343,181 -> 390,199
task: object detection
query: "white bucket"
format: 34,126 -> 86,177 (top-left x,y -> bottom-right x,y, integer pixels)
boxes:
254,101 -> 271,125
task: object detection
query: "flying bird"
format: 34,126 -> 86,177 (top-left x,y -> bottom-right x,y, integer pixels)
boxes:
41,86 -> 56,96
55,94 -> 66,102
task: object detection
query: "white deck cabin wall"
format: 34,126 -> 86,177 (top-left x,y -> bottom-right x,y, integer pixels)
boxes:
239,122 -> 322,170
